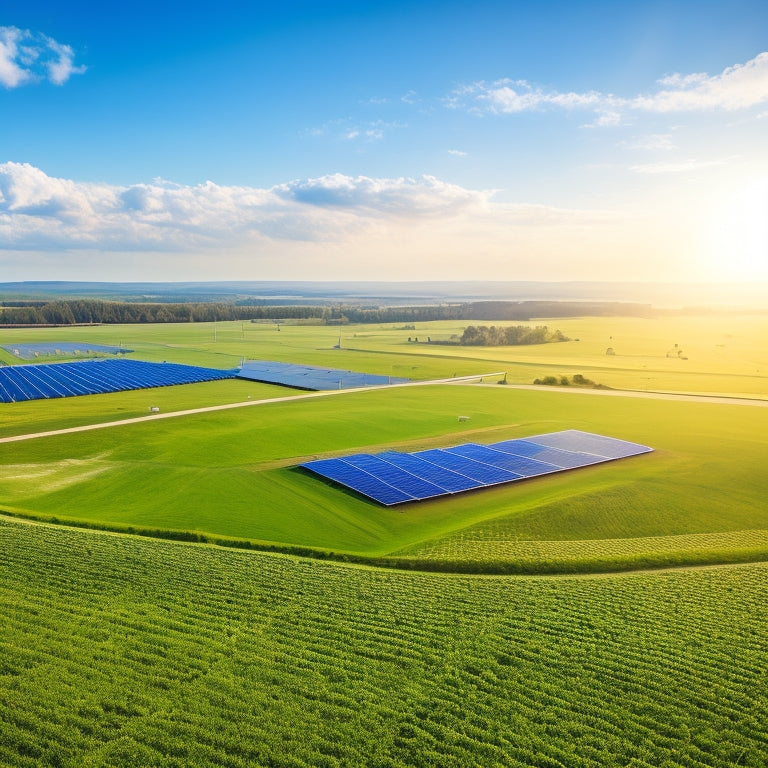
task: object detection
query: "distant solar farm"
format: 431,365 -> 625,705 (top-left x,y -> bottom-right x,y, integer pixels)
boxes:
1,342 -> 133,359
302,430 -> 652,505
0,355 -> 409,403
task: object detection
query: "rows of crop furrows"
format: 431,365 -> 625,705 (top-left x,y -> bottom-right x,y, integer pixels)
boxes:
1,517 -> 766,768
397,528 -> 768,567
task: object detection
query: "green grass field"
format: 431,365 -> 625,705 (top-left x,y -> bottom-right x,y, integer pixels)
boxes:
1,313 -> 766,766
1,518 -> 766,768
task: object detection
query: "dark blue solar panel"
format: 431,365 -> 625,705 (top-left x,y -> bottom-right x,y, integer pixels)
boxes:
490,439 -> 552,459
447,443 -> 562,477
413,449 -> 522,484
301,431 -> 652,506
342,454 -> 449,499
299,458 -> 414,506
0,359 -> 236,403
378,452 -> 483,493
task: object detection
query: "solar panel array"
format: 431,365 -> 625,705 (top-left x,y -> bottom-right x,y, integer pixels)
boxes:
0,359 -> 236,403
1,342 -> 133,360
300,430 -> 652,506
237,360 -> 409,390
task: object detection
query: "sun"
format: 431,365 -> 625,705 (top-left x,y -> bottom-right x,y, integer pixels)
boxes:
704,179 -> 768,281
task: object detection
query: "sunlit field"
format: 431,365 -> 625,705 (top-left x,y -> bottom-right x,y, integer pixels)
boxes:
6,2 -> 768,763
1,313 -> 766,573
2,313 -> 767,397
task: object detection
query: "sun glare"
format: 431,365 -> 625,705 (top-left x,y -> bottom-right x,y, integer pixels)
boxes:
704,179 -> 768,281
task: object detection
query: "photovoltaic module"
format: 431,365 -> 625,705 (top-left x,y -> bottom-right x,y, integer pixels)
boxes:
300,430 -> 652,506
0,359 -> 236,403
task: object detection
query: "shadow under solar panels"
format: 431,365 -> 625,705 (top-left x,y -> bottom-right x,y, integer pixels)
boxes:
300,430 -> 653,506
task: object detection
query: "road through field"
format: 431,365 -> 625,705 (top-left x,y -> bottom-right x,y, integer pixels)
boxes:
1,374 -> 765,445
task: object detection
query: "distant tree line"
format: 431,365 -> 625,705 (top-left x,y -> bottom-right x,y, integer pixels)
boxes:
0,300 -> 302,325
0,298 -> 652,326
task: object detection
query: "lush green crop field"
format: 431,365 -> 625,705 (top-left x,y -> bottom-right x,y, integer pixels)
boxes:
2,384 -> 766,571
1,518 -> 766,768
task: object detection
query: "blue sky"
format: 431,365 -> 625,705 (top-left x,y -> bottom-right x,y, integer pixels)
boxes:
1,1 -> 767,282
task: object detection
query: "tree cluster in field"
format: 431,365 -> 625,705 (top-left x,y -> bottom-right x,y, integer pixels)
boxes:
533,373 -> 608,388
459,325 -> 569,346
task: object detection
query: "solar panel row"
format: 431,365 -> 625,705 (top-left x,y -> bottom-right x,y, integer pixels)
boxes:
300,430 -> 652,506
0,359 -> 236,403
237,360 -> 408,390
1,343 -> 133,360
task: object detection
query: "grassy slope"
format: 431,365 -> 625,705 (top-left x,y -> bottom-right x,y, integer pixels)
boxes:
1,518 -> 766,768
2,385 -> 766,570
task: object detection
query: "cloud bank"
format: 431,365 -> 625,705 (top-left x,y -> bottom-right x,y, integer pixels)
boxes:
0,162 -> 652,281
0,26 -> 85,88
449,52 -> 768,122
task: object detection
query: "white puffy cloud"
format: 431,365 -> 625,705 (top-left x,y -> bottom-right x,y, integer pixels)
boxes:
0,163 -> 495,251
0,26 -> 85,88
449,53 -> 768,122
636,54 -> 768,112
273,173 -> 487,216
